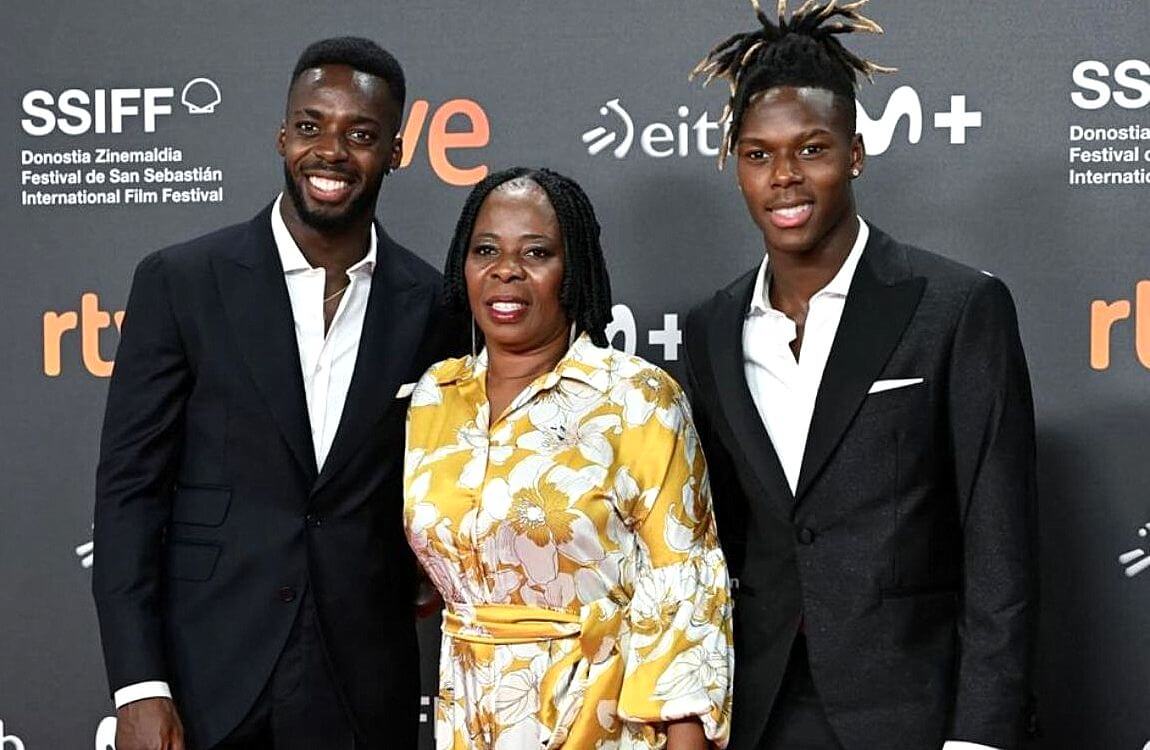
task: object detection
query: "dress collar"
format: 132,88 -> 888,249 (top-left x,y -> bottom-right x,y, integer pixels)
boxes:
434,332 -> 613,395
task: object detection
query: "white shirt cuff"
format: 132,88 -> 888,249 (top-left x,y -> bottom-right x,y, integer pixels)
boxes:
114,681 -> 172,708
944,742 -> 1002,750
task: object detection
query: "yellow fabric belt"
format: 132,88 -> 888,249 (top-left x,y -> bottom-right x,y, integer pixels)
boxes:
442,603 -> 582,644
441,599 -> 626,749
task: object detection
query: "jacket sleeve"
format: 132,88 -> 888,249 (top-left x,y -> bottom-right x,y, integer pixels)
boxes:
946,275 -> 1037,747
93,251 -> 191,696
682,308 -> 747,579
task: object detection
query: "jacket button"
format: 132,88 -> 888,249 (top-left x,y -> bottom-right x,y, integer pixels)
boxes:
796,527 -> 815,545
278,586 -> 296,603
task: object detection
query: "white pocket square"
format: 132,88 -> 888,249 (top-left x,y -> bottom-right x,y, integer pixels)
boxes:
867,378 -> 924,394
395,382 -> 416,399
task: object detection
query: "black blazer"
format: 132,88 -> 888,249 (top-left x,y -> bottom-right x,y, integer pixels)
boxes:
93,203 -> 460,749
684,226 -> 1036,750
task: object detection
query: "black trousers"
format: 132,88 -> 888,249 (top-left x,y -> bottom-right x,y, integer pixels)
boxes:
757,634 -> 845,750
211,591 -> 359,750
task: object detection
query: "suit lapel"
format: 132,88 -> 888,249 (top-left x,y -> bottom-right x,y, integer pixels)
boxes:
313,229 -> 431,493
708,269 -> 797,519
795,228 -> 925,500
214,204 -> 317,480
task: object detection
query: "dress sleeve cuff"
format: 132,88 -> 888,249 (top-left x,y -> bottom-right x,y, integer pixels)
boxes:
114,681 -> 172,708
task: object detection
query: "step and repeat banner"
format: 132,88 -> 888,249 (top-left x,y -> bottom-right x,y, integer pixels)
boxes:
1,1 -> 1148,748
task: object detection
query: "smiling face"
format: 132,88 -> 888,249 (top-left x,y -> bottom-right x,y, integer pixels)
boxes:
735,85 -> 864,261
277,64 -> 402,231
464,180 -> 570,353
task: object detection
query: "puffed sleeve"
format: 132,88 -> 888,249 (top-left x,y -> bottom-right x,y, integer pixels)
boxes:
614,372 -> 733,747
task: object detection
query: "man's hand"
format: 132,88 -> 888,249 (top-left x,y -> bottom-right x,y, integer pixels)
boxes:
115,697 -> 185,750
415,576 -> 443,619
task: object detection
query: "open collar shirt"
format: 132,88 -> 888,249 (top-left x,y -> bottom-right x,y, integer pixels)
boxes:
271,193 -> 376,471
742,217 -> 868,495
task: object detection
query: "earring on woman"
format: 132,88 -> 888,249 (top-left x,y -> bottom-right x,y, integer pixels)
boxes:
568,322 -> 577,348
471,317 -> 478,360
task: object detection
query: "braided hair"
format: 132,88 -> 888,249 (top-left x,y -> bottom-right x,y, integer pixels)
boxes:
692,0 -> 895,167
444,167 -> 614,348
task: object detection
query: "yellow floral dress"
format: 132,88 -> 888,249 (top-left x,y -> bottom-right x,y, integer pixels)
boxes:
404,334 -> 733,750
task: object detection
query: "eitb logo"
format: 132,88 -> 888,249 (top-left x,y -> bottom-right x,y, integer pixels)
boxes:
1118,521 -> 1150,578
581,87 -> 984,160
0,719 -> 26,750
581,98 -> 726,158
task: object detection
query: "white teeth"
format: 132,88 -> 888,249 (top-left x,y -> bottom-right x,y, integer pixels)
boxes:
491,302 -> 525,313
308,175 -> 349,192
773,204 -> 811,218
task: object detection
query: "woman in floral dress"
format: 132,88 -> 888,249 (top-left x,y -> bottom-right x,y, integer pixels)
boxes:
404,167 -> 732,749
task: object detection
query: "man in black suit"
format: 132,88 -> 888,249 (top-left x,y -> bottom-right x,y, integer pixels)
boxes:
93,37 -> 458,750
685,5 -> 1036,750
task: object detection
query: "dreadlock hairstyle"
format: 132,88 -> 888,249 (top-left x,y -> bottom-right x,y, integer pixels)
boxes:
291,36 -> 406,110
444,167 -> 614,348
691,0 -> 895,167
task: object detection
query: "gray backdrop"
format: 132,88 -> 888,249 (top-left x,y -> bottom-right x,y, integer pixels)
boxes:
2,1 -> 1148,748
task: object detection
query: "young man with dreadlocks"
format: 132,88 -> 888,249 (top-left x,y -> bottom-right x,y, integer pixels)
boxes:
683,3 -> 1037,749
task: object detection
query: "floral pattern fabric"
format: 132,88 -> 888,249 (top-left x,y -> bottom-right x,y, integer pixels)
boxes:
404,334 -> 733,749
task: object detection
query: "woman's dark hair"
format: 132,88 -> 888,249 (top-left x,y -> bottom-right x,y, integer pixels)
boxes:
692,0 -> 894,166
444,167 -> 613,348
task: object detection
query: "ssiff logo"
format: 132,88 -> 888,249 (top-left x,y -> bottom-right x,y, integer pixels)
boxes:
581,86 -> 982,159
181,78 -> 221,114
1117,522 -> 1150,578
21,77 -> 222,136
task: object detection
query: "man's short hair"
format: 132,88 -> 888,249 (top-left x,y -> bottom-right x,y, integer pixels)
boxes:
291,36 -> 406,108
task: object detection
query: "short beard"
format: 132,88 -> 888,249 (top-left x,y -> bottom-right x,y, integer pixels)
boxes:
282,164 -> 380,231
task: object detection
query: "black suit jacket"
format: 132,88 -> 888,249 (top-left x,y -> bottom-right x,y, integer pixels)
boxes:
684,226 -> 1036,750
93,203 -> 460,749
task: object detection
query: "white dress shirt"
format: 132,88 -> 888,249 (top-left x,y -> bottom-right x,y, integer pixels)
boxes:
114,195 -> 375,709
741,217 -> 998,750
743,218 -> 868,494
271,194 -> 376,471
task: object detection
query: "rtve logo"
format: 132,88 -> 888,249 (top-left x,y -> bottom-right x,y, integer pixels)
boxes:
21,78 -> 221,135
1071,59 -> 1150,110
43,293 -> 123,378
396,99 -> 489,186
580,87 -> 983,159
1089,281 -> 1150,370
